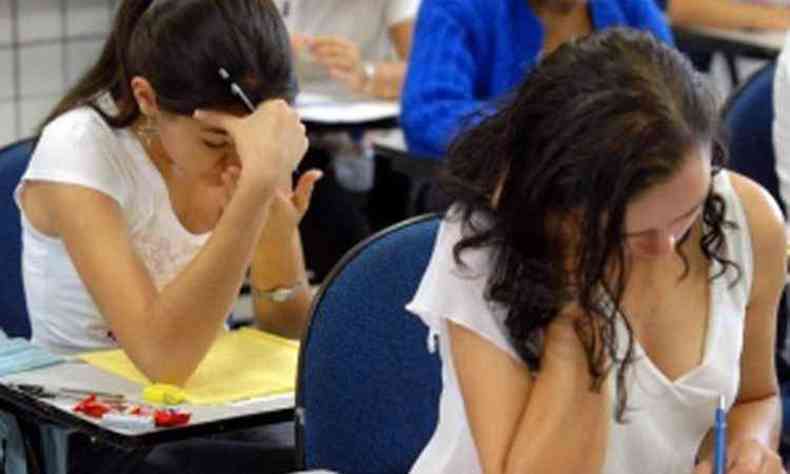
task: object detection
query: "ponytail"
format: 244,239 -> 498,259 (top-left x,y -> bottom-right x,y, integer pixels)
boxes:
37,0 -> 294,136
37,0 -> 153,134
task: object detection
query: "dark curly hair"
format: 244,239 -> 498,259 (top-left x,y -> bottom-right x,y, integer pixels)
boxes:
439,28 -> 738,421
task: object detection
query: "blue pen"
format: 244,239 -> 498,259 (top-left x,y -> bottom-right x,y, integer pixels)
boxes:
713,395 -> 727,474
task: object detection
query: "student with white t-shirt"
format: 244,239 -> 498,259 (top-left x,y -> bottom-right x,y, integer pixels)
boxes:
278,0 -> 419,99
275,0 -> 421,280
16,0 -> 316,471
408,29 -> 786,473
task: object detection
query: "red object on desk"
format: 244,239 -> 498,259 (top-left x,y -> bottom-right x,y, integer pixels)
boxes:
73,395 -> 111,418
153,409 -> 191,427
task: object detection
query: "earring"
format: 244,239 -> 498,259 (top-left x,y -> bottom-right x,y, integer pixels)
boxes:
137,115 -> 159,148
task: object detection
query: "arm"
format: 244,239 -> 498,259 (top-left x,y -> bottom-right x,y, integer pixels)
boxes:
449,314 -> 611,474
668,0 -> 790,30
358,19 -> 414,100
250,172 -> 321,339
400,0 -> 486,158
25,101 -> 306,385
696,173 -> 786,472
304,19 -> 413,101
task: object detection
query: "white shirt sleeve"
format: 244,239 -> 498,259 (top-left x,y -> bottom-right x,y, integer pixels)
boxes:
406,215 -> 525,365
773,33 -> 790,234
385,0 -> 421,27
20,108 -> 130,208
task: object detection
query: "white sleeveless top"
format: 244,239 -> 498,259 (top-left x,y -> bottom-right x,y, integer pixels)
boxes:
15,106 -> 210,355
406,171 -> 752,474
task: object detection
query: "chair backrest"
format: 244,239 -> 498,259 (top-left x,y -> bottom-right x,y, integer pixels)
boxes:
722,61 -> 783,214
721,62 -> 790,382
0,139 -> 34,339
296,214 -> 442,474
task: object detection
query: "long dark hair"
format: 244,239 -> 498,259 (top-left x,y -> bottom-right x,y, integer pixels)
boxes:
441,28 -> 738,420
39,0 -> 294,132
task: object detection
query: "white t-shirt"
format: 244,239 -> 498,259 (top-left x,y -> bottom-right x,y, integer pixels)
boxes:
15,106 -> 210,355
275,0 -> 420,62
274,0 -> 420,95
407,171 -> 753,474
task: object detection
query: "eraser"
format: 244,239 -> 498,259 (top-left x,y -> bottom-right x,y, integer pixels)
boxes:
101,413 -> 155,431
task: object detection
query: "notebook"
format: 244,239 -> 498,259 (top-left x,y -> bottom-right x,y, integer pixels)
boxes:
79,328 -> 299,405
0,338 -> 64,377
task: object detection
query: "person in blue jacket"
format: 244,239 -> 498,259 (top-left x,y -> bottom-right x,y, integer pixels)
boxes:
401,0 -> 673,159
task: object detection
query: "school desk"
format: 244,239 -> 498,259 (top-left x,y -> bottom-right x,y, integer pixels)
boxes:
673,25 -> 785,59
295,81 -> 399,134
0,358 -> 294,451
672,24 -> 784,84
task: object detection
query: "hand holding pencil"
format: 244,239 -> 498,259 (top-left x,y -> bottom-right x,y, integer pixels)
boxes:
695,440 -> 786,473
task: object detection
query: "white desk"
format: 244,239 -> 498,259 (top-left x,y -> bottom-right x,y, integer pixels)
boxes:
0,359 -> 294,449
672,24 -> 786,63
295,82 -> 399,130
679,25 -> 787,54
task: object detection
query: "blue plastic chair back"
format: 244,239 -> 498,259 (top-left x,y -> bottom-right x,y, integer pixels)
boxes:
0,139 -> 33,339
722,62 -> 783,214
296,214 -> 442,474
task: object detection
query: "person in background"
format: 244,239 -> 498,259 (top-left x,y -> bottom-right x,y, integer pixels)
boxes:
661,0 -> 790,31
770,31 -> 790,444
774,28 -> 790,230
276,0 -> 420,280
659,0 -> 790,74
17,0 -> 316,471
401,0 -> 672,159
408,28 -> 785,473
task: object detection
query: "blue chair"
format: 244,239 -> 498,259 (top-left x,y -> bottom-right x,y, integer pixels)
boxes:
722,62 -> 782,213
296,213 -> 442,474
0,138 -> 34,339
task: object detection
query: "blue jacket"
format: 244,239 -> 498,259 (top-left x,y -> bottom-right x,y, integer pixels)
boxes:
401,0 -> 674,158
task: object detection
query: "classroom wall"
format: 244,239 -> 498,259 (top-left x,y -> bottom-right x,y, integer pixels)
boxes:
0,0 -> 117,146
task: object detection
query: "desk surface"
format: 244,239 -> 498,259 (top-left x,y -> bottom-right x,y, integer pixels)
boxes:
296,82 -> 399,130
673,25 -> 786,58
0,360 -> 294,450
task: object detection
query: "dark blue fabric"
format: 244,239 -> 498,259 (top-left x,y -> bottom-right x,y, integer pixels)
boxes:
654,0 -> 668,11
298,216 -> 442,474
723,63 -> 783,215
401,0 -> 674,158
722,63 -> 790,462
0,139 -> 33,339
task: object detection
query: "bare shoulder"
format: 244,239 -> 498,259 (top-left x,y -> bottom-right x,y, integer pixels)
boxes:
727,172 -> 785,251
726,172 -> 786,297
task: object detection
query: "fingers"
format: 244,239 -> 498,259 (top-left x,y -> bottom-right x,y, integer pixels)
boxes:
291,169 -> 323,217
309,35 -> 354,52
290,33 -> 310,51
309,37 -> 359,70
316,54 -> 356,73
730,441 -> 764,473
727,440 -> 786,474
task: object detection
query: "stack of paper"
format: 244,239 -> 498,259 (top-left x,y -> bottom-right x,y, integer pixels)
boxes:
79,329 -> 299,405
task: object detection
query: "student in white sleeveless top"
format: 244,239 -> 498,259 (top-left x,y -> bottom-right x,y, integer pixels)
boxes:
407,29 -> 787,473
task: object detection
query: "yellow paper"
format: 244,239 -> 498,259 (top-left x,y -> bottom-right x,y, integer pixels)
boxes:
79,328 -> 298,405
